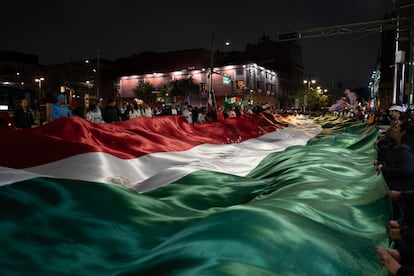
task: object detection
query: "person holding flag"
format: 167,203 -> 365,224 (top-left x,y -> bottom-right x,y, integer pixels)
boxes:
51,94 -> 72,120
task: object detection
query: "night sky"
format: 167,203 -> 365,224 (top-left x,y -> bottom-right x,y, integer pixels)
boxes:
2,0 -> 394,90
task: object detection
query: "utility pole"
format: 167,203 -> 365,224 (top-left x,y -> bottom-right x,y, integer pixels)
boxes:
404,3 -> 414,106
393,15 -> 401,104
393,2 -> 414,106
410,14 -> 414,106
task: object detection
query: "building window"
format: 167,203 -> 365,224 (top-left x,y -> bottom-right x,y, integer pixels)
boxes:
235,67 -> 244,76
200,82 -> 207,92
257,81 -> 264,92
266,83 -> 272,95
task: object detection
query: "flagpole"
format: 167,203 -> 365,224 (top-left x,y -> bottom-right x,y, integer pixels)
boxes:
97,49 -> 100,100
209,35 -> 217,110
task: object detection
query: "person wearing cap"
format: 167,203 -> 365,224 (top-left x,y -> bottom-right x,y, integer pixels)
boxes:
375,105 -> 405,164
51,94 -> 72,120
389,105 -> 404,125
390,105 -> 405,113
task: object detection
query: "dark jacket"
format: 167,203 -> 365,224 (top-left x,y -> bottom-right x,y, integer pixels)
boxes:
103,106 -> 120,123
13,107 -> 34,128
396,246 -> 414,276
399,191 -> 414,245
382,144 -> 414,191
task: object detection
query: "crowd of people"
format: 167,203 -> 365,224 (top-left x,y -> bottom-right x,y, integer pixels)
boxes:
372,105 -> 414,275
13,95 -> 270,127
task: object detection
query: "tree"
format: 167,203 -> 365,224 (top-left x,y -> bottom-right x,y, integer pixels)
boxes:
134,82 -> 156,103
306,88 -> 320,111
167,77 -> 200,100
305,87 -> 333,111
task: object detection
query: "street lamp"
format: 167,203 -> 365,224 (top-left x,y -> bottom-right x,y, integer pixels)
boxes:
303,79 -> 316,89
35,77 -> 45,100
303,79 -> 316,112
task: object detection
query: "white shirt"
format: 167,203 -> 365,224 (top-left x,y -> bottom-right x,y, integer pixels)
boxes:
129,109 -> 142,119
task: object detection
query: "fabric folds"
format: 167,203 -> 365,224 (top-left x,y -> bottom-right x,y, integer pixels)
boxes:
0,115 -> 391,275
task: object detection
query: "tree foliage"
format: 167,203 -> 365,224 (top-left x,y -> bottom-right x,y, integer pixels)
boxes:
306,88 -> 331,111
167,77 -> 200,98
134,82 -> 156,103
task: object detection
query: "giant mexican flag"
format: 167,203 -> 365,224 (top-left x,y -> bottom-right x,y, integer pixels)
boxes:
0,113 -> 391,275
